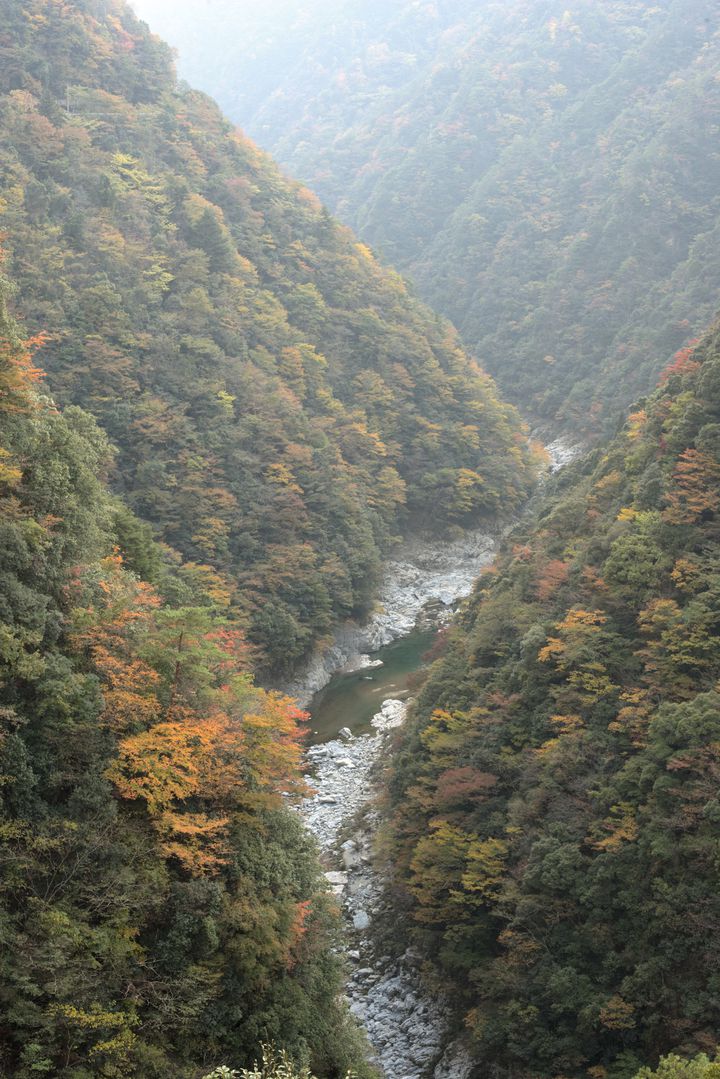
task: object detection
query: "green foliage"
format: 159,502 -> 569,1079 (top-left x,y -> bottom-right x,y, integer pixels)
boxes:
203,1043 -> 355,1078
0,0 -> 535,677
386,321 -> 720,1076
149,0 -> 720,435
0,281 -> 374,1077
634,1053 -> 720,1079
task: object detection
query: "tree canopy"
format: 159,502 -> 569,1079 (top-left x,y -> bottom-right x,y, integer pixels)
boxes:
0,266 -> 374,1076
386,320 -> 720,1077
0,0 -> 535,678
143,0 -> 720,435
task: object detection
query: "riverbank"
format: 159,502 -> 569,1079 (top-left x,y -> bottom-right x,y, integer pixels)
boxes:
284,437 -> 583,709
301,702 -> 473,1079
298,437 -> 585,1077
283,526 -> 497,707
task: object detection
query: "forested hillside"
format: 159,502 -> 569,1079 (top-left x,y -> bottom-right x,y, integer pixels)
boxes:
136,0 -> 720,433
386,323 -> 720,1076
0,0 -> 535,679
0,270 -> 373,1077
6,2 -> 720,1077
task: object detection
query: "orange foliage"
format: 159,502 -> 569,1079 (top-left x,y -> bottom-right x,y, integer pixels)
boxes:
110,691 -> 308,875
0,329 -> 47,414
598,995 -> 636,1030
538,608 -> 607,664
658,341 -> 701,384
626,409 -> 647,439
592,806 -> 639,851
581,565 -> 609,595
72,554 -> 308,875
512,544 -> 533,562
0,297 -> 48,485
536,559 -> 571,602
608,688 -> 652,747
286,899 -> 312,970
663,449 -> 720,524
434,766 -> 498,809
71,553 -> 162,733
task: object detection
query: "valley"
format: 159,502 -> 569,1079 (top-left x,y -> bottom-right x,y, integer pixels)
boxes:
297,438 -> 580,1076
1,2 -> 720,1078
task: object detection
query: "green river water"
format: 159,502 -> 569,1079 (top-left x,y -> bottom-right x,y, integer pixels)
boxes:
307,629 -> 436,744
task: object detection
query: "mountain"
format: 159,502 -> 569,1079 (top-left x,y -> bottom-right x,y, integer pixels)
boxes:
0,268 -> 375,1077
385,320 -> 720,1076
135,0 -> 720,435
0,0 -> 535,680
6,1 -> 720,1076
0,0 -> 544,1073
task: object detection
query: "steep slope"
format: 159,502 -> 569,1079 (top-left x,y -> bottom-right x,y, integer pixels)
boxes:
0,0 -> 535,678
0,271 -> 373,1078
136,0 -> 720,434
385,323 -> 720,1076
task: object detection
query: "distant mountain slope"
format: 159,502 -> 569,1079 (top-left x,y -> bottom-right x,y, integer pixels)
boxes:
0,0 -> 535,677
135,0 -> 720,434
386,319 -> 720,1076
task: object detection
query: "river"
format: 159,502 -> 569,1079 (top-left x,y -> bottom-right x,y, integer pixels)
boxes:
298,438 -> 583,1078
300,570 -> 493,1076
307,629 -> 436,743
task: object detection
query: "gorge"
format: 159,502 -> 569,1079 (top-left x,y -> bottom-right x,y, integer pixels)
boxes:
295,437 -> 582,1076
2,2 -> 720,1078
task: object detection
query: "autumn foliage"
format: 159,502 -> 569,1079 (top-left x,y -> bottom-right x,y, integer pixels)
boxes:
70,553 -> 308,875
0,277 -> 370,1076
0,0 -> 536,681
387,317 -> 720,1077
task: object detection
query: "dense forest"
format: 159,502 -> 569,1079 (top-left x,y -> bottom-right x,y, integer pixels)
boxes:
386,321 -> 720,1077
4,0 -> 720,1077
0,0 -> 535,681
136,0 -> 720,434
0,269 -> 375,1076
0,0 -> 543,1075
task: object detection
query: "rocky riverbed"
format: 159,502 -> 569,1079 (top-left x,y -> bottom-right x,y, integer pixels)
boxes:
284,437 -> 584,708
282,527 -> 496,707
301,702 -> 474,1079
545,436 -> 584,473
296,436 -> 584,1077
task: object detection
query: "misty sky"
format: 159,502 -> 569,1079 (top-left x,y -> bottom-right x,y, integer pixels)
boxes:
132,0 -> 301,22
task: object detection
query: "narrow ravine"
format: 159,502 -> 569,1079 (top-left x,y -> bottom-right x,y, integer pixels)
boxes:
298,439 -> 582,1078
282,526 -> 498,708
302,700 -> 462,1079
295,534 -> 500,1079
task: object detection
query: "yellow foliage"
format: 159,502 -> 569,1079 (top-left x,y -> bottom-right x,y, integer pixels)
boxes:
460,837 -> 508,901
265,462 -> 304,493
592,470 -> 623,499
627,409 -> 647,439
598,995 -> 636,1030
550,713 -> 584,732
592,804 -> 639,851
0,447 -> 22,486
671,556 -> 702,593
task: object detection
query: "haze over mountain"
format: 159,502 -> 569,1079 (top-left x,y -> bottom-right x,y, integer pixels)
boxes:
1,0 -> 534,683
132,0 -> 720,435
2,2 -> 720,1078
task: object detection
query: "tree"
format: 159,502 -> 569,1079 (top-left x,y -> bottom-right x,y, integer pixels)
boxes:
634,1053 -> 720,1079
